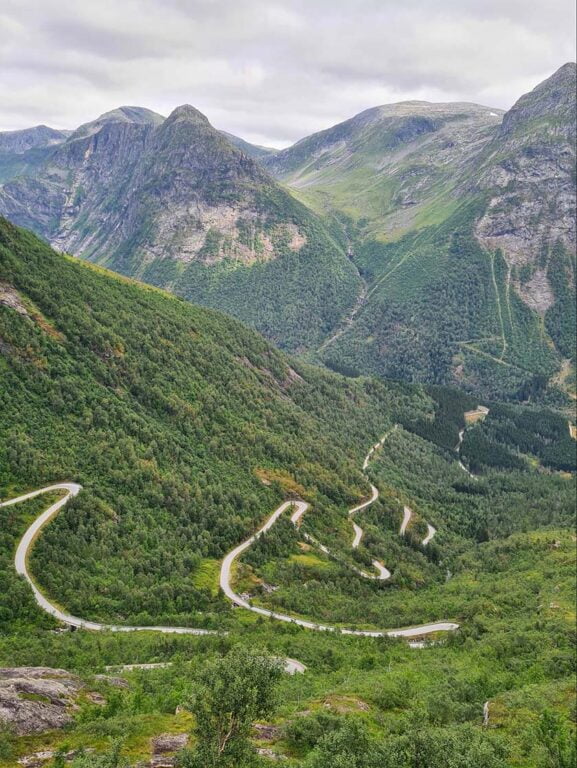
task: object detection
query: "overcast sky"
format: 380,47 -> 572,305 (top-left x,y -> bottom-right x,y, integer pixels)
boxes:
0,0 -> 575,147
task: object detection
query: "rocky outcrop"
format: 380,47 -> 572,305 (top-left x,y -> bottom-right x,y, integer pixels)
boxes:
148,733 -> 189,767
151,733 -> 189,753
0,667 -> 99,735
475,63 -> 576,312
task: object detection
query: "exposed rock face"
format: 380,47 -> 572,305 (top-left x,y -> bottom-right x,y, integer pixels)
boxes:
475,63 -> 576,312
0,105 -> 307,268
0,282 -> 29,315
0,125 -> 68,154
0,667 -> 96,735
0,104 -> 359,352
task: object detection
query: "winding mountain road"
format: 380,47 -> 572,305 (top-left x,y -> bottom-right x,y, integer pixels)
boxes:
422,524 -> 436,546
5,432 -> 456,642
400,505 -> 412,535
219,435 -> 458,639
3,484 -> 218,635
219,505 -> 456,637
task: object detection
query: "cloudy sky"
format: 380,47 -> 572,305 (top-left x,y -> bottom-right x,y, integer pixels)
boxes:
0,0 -> 575,147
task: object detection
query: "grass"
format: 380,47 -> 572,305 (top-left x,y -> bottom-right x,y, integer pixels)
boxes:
191,559 -> 221,596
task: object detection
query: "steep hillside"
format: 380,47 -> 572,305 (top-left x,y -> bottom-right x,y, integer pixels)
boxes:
0,107 -> 358,351
0,219 -> 574,768
280,64 -> 576,401
263,101 -> 502,241
0,217 -> 412,628
475,63 -> 576,325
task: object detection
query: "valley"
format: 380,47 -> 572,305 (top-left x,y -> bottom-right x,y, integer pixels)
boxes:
0,65 -> 574,403
1,215 -> 574,766
0,35 -> 574,767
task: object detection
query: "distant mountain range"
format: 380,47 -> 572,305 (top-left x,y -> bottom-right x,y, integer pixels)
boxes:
0,63 -> 574,400
0,105 -> 357,351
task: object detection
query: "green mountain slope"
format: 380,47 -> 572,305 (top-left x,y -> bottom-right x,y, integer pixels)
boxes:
266,65 -> 576,401
0,216 -> 414,627
0,219 -> 575,767
264,101 -> 502,242
0,107 -> 358,352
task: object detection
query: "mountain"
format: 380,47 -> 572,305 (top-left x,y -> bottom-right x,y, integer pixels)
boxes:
263,101 -> 503,241
0,106 -> 358,351
0,218 -> 575,768
475,62 -> 576,314
0,66 -> 574,397
220,130 -> 279,159
0,125 -> 70,184
0,124 -> 69,154
263,65 -> 576,401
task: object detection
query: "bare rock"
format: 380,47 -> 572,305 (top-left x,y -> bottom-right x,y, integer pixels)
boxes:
152,733 -> 189,754
253,723 -> 281,741
150,757 -> 176,768
0,667 -> 100,736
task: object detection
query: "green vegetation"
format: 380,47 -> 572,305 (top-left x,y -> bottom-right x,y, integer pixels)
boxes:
0,217 -> 424,627
0,218 -> 574,767
461,402 -> 576,473
180,647 -> 283,767
320,204 -> 565,402
161,188 -> 359,352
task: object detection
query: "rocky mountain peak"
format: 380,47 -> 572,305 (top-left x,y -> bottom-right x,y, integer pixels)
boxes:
71,106 -> 165,140
165,104 -> 211,126
0,125 -> 69,154
499,62 -> 576,138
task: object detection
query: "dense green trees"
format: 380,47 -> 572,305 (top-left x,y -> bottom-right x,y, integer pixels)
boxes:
320,206 -> 569,403
0,218 -> 574,767
0,217 -> 423,627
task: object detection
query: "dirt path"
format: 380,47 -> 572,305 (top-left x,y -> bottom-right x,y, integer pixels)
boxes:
319,271 -> 367,352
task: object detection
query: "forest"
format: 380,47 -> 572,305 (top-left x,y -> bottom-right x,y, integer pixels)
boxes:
319,203 -> 575,406
0,218 -> 575,767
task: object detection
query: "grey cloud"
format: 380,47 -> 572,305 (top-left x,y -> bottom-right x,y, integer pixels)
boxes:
0,0 -> 574,146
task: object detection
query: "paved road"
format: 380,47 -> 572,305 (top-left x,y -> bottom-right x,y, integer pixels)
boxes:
400,505 -> 412,535
220,516 -> 457,637
423,524 -> 436,546
7,437 -> 457,642
4,484 -> 218,635
352,522 -> 364,549
220,437 -> 459,639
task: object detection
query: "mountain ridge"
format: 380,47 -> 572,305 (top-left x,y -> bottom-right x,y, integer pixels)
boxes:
0,105 -> 359,351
